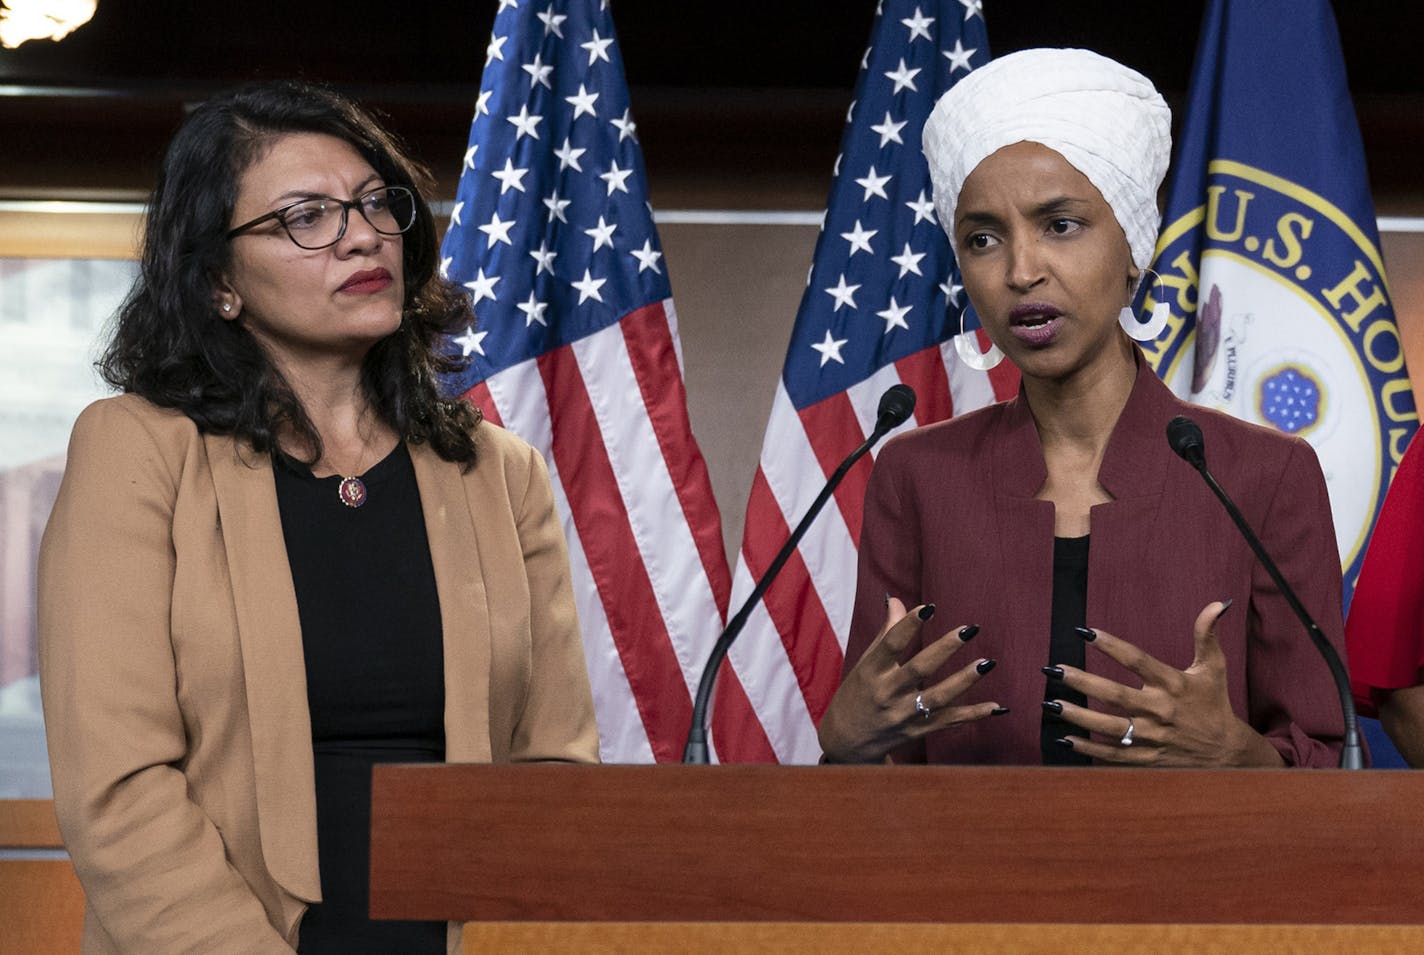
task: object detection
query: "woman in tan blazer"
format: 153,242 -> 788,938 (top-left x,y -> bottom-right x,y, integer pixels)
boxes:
38,82 -> 599,954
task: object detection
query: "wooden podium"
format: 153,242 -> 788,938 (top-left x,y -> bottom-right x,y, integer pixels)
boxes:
370,764 -> 1424,952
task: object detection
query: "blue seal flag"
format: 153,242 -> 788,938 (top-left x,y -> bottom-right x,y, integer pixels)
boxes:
1144,0 -> 1417,607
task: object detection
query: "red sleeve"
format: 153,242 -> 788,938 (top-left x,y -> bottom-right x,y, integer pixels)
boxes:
845,438 -> 927,763
1346,429 -> 1424,716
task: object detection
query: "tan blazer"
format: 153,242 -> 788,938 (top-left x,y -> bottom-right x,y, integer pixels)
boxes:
38,394 -> 600,954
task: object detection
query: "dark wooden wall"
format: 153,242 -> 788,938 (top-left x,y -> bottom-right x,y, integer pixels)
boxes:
1,1 -> 1420,211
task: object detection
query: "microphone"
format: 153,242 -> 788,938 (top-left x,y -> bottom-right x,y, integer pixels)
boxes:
1166,415 -> 1363,769
682,384 -> 917,763
875,384 -> 917,434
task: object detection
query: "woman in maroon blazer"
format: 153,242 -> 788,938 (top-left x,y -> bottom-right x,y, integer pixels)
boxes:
817,49 -> 1347,767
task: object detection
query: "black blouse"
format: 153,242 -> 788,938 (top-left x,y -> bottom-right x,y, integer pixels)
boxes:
274,443 -> 447,954
1043,535 -> 1091,766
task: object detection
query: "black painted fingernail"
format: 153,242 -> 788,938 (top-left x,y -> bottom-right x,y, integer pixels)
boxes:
975,658 -> 997,675
959,624 -> 980,642
1041,700 -> 1063,715
1052,737 -> 1075,750
883,592 -> 891,606
1216,598 -> 1234,619
918,603 -> 936,621
991,706 -> 1010,716
1074,626 -> 1097,642
1042,665 -> 1065,681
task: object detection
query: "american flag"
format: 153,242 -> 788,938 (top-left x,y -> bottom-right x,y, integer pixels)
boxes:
439,0 -> 733,763
709,0 -> 1019,763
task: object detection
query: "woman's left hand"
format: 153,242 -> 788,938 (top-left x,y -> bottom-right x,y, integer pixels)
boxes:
1047,600 -> 1285,767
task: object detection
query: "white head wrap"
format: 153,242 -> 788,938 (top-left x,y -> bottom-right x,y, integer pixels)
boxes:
922,48 -> 1171,275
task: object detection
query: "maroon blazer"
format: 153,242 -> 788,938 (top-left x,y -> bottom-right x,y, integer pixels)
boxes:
846,360 -> 1348,767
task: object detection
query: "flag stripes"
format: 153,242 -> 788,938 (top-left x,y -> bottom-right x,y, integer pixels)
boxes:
442,1 -> 730,763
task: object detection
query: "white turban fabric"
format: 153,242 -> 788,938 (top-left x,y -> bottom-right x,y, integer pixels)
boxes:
922,48 -> 1172,274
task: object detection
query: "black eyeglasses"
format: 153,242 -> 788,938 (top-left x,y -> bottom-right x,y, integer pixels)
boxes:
225,185 -> 418,250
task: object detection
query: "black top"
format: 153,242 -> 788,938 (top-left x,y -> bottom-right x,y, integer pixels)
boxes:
1043,535 -> 1091,766
274,443 -> 447,954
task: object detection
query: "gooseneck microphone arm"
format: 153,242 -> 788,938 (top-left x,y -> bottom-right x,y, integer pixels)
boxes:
1166,416 -> 1363,769
682,385 -> 917,764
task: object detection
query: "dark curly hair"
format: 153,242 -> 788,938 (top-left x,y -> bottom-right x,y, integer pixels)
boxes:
99,80 -> 480,468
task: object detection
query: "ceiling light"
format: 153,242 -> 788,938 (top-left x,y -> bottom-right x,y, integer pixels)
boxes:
0,0 -> 97,50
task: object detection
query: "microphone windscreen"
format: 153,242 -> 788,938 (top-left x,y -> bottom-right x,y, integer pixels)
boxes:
877,384 -> 917,429
1166,415 -> 1205,464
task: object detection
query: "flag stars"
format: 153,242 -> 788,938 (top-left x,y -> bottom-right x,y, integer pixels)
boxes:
940,279 -> 963,304
584,215 -> 618,251
517,292 -> 549,327
507,105 -> 543,140
454,325 -> 488,357
600,160 -> 634,195
855,166 -> 893,202
490,158 -> 529,194
901,7 -> 934,43
475,89 -> 492,117
571,268 -> 606,304
891,242 -> 926,278
960,0 -> 983,20
537,6 -> 567,37
870,112 -> 907,148
522,52 -> 554,89
486,34 -> 507,64
463,144 -> 478,170
877,297 -> 912,333
463,269 -> 499,304
906,190 -> 937,225
439,256 -> 452,280
825,273 -> 861,311
554,136 -> 586,171
611,108 -> 638,142
582,29 -> 613,65
840,219 -> 878,256
884,58 -> 921,94
543,190 -> 571,223
478,211 -> 516,248
566,84 -> 600,119
529,240 -> 558,276
631,240 -> 663,274
450,201 -> 464,226
943,38 -> 976,72
811,330 -> 849,367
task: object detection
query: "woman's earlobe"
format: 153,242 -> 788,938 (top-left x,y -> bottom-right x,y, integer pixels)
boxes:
215,296 -> 240,320
212,278 -> 240,320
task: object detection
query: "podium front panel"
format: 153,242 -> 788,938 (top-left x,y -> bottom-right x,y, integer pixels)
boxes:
370,764 -> 1424,924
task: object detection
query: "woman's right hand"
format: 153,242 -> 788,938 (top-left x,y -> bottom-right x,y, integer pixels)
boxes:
817,597 -> 1004,763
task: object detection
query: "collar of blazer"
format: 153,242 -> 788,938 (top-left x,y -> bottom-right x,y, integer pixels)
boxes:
992,347 -> 1177,503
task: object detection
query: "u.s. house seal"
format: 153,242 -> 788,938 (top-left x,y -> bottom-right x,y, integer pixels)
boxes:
1143,160 -> 1416,582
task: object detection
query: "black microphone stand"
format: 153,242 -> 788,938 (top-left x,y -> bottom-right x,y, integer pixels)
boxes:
1168,416 -> 1364,769
682,387 -> 915,764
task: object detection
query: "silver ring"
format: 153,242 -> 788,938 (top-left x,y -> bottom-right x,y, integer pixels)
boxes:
914,692 -> 933,720
1120,717 -> 1136,747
